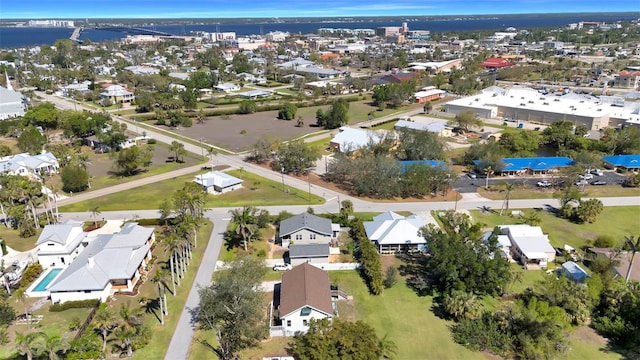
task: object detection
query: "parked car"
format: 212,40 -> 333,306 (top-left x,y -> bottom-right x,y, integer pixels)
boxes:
467,172 -> 477,179
591,180 -> 607,186
537,180 -> 552,187
580,173 -> 594,180
273,263 -> 292,271
590,169 -> 604,176
575,180 -> 589,186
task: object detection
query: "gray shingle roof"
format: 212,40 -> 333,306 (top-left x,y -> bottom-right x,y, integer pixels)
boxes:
279,213 -> 332,237
289,244 -> 330,258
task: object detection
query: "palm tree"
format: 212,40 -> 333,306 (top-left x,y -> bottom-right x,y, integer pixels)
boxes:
152,269 -> 169,318
443,290 -> 480,321
229,206 -> 259,252
499,182 -> 515,216
296,115 -> 304,127
14,288 -> 30,329
93,308 -> 116,353
163,233 -> 180,292
14,331 -> 44,360
207,146 -> 218,166
117,303 -> 143,357
169,141 -> 186,163
42,332 -> 67,360
484,166 -> 494,189
624,235 -> 640,284
378,334 -> 398,359
90,206 -> 101,227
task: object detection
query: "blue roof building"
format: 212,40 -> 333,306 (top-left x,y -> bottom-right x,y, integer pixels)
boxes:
602,154 -> 640,170
399,160 -> 447,174
473,157 -> 574,174
561,261 -> 590,283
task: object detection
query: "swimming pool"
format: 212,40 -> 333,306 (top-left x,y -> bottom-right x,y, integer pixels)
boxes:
32,268 -> 62,292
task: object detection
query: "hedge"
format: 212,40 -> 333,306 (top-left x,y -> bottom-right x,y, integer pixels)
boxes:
50,299 -> 100,312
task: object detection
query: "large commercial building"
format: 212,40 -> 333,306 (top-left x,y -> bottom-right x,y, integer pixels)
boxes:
445,86 -> 640,130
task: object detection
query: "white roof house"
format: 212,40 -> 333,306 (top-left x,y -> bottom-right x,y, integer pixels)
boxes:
394,119 -> 453,137
0,86 -> 27,120
100,84 -> 134,103
36,220 -> 87,268
499,224 -> 556,269
329,126 -> 387,152
364,211 -> 428,253
214,83 -> 241,93
0,151 -> 60,179
193,171 -> 243,194
47,223 -> 155,303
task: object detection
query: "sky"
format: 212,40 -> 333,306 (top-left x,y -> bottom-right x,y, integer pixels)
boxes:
2,0 -> 638,19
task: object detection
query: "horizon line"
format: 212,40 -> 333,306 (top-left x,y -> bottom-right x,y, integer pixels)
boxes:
2,11 -> 640,21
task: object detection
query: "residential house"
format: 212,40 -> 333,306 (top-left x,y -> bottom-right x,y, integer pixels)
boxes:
35,220 -> 87,268
412,86 -> 446,103
499,225 -> 555,269
0,85 -> 27,120
589,248 -> 640,282
0,151 -> 60,180
100,84 -> 134,104
363,211 -> 428,253
288,244 -> 330,266
614,70 -> 640,89
214,82 -> 240,93
278,212 -> 336,248
481,57 -> 516,69
329,126 -> 388,153
278,263 -> 333,335
47,223 -> 155,303
394,118 -> 453,137
193,171 -> 243,194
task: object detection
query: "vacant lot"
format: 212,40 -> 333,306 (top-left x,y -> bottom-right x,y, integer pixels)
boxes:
163,101 -> 416,152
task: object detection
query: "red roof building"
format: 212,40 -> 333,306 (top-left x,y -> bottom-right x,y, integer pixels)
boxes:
482,57 -> 516,69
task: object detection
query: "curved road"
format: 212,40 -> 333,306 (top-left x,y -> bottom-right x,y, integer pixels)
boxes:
44,93 -> 640,360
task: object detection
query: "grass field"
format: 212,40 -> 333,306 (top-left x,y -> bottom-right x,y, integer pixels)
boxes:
478,185 -> 640,200
59,169 -> 325,212
470,206 -> 639,251
0,226 -> 41,252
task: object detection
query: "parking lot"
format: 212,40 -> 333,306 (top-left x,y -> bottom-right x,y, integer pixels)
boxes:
453,169 -> 626,193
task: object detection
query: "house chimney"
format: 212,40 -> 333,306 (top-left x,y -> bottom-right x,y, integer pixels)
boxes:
87,256 -> 94,267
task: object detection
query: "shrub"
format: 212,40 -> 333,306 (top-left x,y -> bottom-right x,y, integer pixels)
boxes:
50,299 -> 100,312
0,301 -> 16,326
256,249 -> 266,258
383,266 -> 398,289
61,165 -> 89,193
593,235 -> 617,248
146,138 -> 157,144
0,240 -> 6,256
20,263 -> 43,288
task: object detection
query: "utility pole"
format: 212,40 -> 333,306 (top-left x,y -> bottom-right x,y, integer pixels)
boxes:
281,167 -> 285,193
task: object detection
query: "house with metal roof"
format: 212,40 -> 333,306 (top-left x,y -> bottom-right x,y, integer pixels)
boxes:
329,126 -> 387,153
100,84 -> 134,104
0,151 -> 60,180
363,211 -> 428,253
193,170 -> 243,194
561,261 -> 590,284
602,154 -> 640,170
36,220 -> 87,268
0,85 -> 27,120
278,213 -> 336,248
47,223 -> 155,304
499,225 -> 555,270
277,263 -> 333,335
394,118 -> 453,137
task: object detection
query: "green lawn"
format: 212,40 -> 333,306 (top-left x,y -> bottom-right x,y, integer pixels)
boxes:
470,206 -> 639,250
478,185 -> 640,200
60,169 -> 325,212
0,226 -> 42,252
330,271 -> 485,360
370,120 -> 398,130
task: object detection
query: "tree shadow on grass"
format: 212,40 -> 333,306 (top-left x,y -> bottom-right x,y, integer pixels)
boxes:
140,297 -> 162,324
396,253 -> 433,297
223,231 -> 242,251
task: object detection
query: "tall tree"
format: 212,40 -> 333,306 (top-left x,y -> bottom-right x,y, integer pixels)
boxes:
623,235 -> 640,284
499,182 -> 515,216
197,256 -> 267,360
14,331 -> 44,360
169,141 -> 186,163
451,110 -> 482,132
92,308 -> 116,354
228,206 -> 259,252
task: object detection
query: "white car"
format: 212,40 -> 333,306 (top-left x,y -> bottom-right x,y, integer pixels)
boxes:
537,180 -> 552,187
575,179 -> 589,186
591,169 -> 604,176
580,173 -> 594,180
273,263 -> 292,271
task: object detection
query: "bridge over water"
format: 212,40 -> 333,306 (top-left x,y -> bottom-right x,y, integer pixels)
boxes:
70,26 -> 174,41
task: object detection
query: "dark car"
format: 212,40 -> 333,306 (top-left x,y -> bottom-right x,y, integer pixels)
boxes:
591,180 -> 607,186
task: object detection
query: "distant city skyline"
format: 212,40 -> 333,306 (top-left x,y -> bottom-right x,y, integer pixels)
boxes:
3,0 -> 638,19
